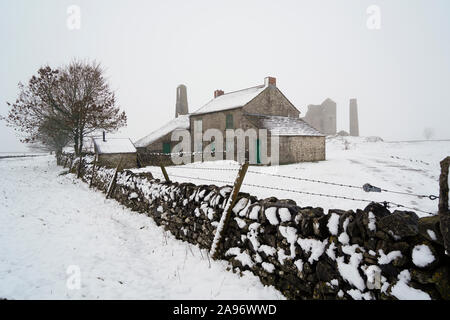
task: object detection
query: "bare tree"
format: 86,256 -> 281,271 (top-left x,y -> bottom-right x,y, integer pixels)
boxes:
32,118 -> 72,162
57,60 -> 127,155
4,66 -> 62,145
423,127 -> 434,140
4,60 -> 127,156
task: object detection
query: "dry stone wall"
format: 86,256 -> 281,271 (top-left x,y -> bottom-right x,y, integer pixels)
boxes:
62,154 -> 450,300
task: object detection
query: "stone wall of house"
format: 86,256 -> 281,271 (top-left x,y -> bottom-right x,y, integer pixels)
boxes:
98,153 -> 137,169
189,108 -> 244,134
279,136 -> 326,164
189,108 -> 244,159
136,148 -> 178,167
243,86 -> 300,118
62,154 -> 450,300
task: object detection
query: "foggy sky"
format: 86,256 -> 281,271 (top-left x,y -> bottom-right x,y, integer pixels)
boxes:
1,0 -> 449,152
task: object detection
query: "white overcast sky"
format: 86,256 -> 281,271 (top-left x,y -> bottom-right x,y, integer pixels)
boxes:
1,0 -> 449,152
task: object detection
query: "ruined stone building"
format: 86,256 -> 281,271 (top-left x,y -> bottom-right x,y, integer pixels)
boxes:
135,77 -> 325,165
302,97 -> 361,137
302,98 -> 337,135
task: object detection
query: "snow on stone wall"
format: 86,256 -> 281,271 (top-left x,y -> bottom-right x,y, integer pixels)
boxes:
62,154 -> 450,300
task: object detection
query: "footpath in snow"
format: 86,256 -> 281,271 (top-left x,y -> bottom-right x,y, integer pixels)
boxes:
0,156 -> 282,300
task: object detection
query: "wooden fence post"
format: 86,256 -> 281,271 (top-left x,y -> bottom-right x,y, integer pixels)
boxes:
77,154 -> 84,178
210,161 -> 249,260
89,155 -> 98,188
68,155 -> 74,172
106,157 -> 123,199
439,156 -> 450,256
136,152 -> 145,168
160,164 -> 171,183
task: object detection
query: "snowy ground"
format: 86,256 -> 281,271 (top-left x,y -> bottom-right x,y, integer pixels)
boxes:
1,137 -> 448,300
0,156 -> 283,300
134,137 -> 450,218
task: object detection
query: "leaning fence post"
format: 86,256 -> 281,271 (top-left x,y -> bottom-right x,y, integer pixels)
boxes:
89,155 -> 98,188
106,157 -> 123,199
160,164 -> 171,183
439,156 -> 450,256
210,161 -> 249,260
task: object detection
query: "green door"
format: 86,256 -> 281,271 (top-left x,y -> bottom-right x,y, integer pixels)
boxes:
256,139 -> 261,164
226,114 -> 234,129
163,142 -> 171,154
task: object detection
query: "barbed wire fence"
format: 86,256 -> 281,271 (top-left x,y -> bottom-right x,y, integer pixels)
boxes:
135,151 -> 439,216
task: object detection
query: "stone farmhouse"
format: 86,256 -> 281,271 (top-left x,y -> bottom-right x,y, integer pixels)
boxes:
135,77 -> 325,165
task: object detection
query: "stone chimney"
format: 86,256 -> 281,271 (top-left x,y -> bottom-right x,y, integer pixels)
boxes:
214,90 -> 224,98
175,84 -> 188,118
264,76 -> 276,87
349,98 -> 359,136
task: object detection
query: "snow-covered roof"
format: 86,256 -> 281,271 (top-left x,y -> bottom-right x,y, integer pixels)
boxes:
93,138 -> 137,154
244,114 -> 325,137
134,114 -> 190,148
192,85 -> 267,115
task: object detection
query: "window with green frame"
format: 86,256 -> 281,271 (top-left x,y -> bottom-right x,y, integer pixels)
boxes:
163,142 -> 171,154
226,114 -> 233,129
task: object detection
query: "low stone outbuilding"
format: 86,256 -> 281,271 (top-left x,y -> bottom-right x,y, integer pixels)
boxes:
92,137 -> 137,169
134,114 -> 190,166
135,114 -> 190,154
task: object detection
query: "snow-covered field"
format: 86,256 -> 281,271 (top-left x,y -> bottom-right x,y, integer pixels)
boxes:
0,137 -> 448,300
0,156 -> 282,300
134,137 -> 450,218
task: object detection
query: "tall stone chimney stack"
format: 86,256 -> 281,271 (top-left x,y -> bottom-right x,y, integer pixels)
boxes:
175,84 -> 189,118
349,98 -> 359,136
